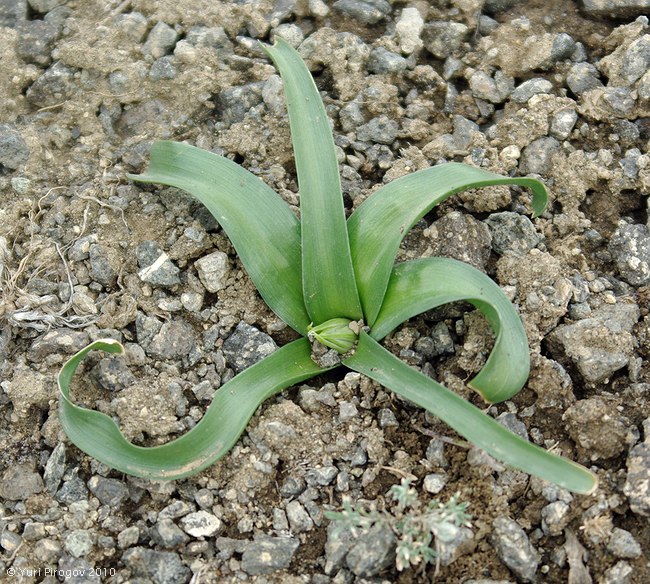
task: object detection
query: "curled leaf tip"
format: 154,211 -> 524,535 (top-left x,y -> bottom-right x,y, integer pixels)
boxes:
307,318 -> 360,354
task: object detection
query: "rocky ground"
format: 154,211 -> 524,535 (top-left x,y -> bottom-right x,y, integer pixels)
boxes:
1,0 -> 650,582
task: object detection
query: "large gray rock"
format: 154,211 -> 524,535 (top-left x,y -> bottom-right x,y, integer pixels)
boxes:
240,535 -> 300,574
547,303 -> 639,383
222,322 -> 277,373
490,516 -> 540,582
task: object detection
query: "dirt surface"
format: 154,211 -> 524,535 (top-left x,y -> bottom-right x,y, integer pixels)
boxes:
1,0 -> 649,583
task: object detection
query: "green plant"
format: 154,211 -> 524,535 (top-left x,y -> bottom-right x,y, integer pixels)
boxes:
57,38 -> 597,493
325,477 -> 472,572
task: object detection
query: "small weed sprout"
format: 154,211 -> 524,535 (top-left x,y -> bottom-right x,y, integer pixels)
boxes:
326,478 -> 472,573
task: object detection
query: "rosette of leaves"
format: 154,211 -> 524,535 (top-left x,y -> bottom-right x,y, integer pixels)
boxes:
57,38 -> 597,494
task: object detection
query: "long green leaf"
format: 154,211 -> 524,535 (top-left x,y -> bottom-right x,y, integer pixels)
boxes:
58,338 -> 326,480
263,38 -> 362,324
372,258 -> 529,403
344,333 -> 597,495
128,141 -> 310,335
348,164 -> 548,326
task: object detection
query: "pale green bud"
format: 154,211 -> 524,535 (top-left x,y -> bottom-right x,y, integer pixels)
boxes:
307,318 -> 359,354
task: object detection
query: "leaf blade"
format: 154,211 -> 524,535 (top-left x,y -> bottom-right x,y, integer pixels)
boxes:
348,163 -> 548,326
129,141 -> 310,335
344,333 -> 598,495
263,38 -> 362,323
372,258 -> 530,403
58,338 -> 327,480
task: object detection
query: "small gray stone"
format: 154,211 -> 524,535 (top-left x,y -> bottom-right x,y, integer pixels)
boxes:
602,561 -> 633,584
333,0 -> 390,25
142,21 -> 179,59
511,78 -> 553,103
608,222 -> 650,286
0,0 -> 28,27
550,109 -> 578,140
396,6 -> 423,54
56,474 -> 88,504
306,466 -> 338,486
378,408 -> 399,428
483,0 -> 520,12
339,401 -> 358,422
29,328 -> 90,361
490,516 -> 539,583
44,442 -> 66,494
114,11 -> 148,42
286,500 -> 314,532
117,525 -> 140,549
149,56 -> 177,80
622,35 -> 650,84
624,421 -> 650,516
1,531 -> 23,552
541,501 -> 570,536
146,319 -> 196,359
566,62 -> 602,95
137,240 -> 181,287
57,557 -> 100,584
26,61 -> 77,108
241,535 -> 300,574
451,114 -> 479,151
28,0 -> 65,11
91,356 -> 136,391
345,524 -> 396,577
423,472 -> 448,494
469,70 -> 514,104
485,212 -> 541,256
368,47 -> 408,74
356,115 -> 398,145
186,26 -> 233,53
87,475 -> 129,507
551,32 -> 576,62
151,518 -> 190,548
122,547 -> 191,584
273,23 -> 304,47
68,234 -> 98,261
0,124 -> 30,171
195,251 -> 229,293
215,82 -> 264,126
496,412 -> 529,441
519,136 -> 561,175
601,86 -> 635,116
89,243 -> 117,287
422,21 -> 468,59
607,527 -> 642,558
180,510 -> 222,537
580,0 -> 650,18
222,322 -> 277,373
64,530 -> 94,558
16,19 -> 59,66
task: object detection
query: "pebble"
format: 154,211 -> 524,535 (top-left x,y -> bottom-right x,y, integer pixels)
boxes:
117,526 -> 140,549
26,61 -> 77,108
581,0 -> 650,17
1,531 -> 22,553
607,527 -> 642,558
608,222 -> 650,286
151,518 -> 190,547
64,529 -> 94,558
396,6 -> 423,54
519,136 -> 560,175
356,115 -> 399,145
368,46 -> 408,74
44,442 -> 66,494
0,124 -> 30,170
566,62 -> 602,95
541,501 -> 570,536
624,418 -> 650,516
549,303 -> 639,384
114,11 -> 148,42
28,0 -> 62,11
469,70 -> 513,104
195,251 -> 229,293
16,19 -> 59,66
136,240 -> 181,287
240,535 -> 300,574
550,109 -> 578,140
339,401 -> 359,422
149,56 -> 177,80
56,474 -> 89,504
551,32 -> 576,62
422,21 -> 468,59
332,0 -> 391,25
490,516 -> 540,583
286,500 -> 314,532
28,328 -> 90,361
142,21 -> 179,59
601,561 -> 633,584
378,408 -> 399,428
89,243 -> 117,288
485,212 -> 542,256
146,319 -> 196,359
122,547 -> 190,584
273,23 -> 304,47
222,321 -> 277,373
87,475 -> 129,507
91,356 -> 136,391
423,472 -> 448,494
511,78 -> 553,103
345,525 -> 396,577
180,510 -> 222,537
306,466 -> 338,486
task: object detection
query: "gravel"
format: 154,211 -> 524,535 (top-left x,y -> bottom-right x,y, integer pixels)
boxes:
2,2 -> 649,582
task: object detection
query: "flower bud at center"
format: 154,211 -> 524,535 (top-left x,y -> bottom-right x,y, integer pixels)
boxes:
307,318 -> 360,354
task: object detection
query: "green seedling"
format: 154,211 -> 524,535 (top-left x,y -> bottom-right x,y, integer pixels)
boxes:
57,38 -> 597,493
325,477 -> 472,573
